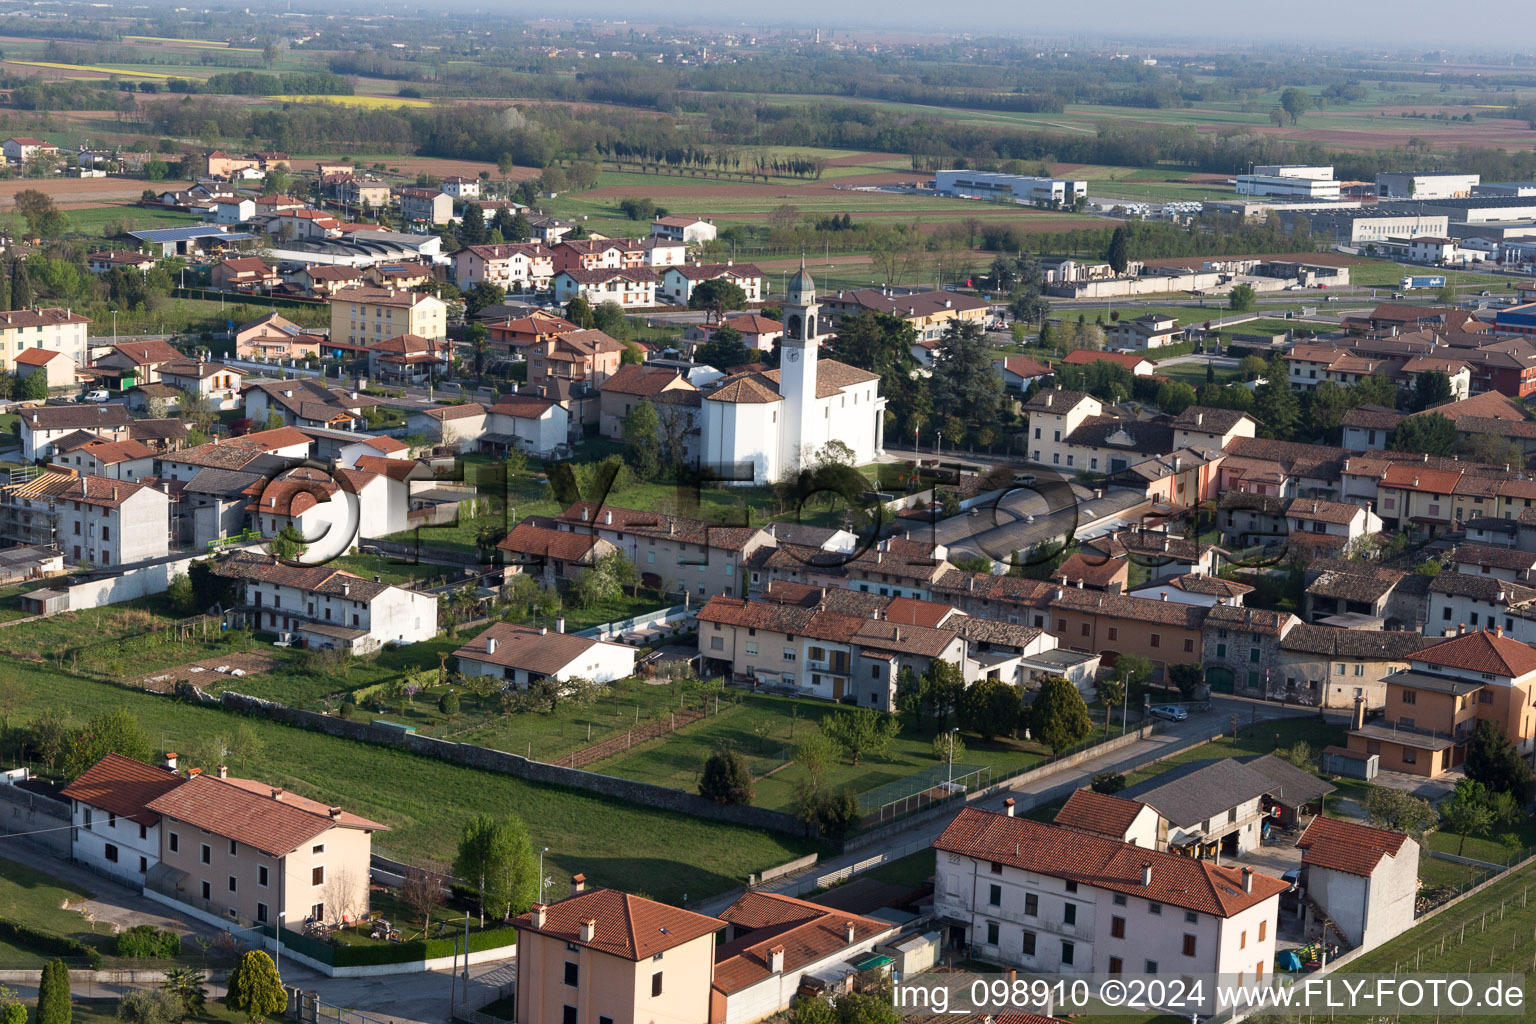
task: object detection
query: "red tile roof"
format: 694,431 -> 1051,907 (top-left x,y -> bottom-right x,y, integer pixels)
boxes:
509,888 -> 724,961
144,773 -> 386,856
601,364 -> 694,397
1053,789 -> 1149,840
1297,815 -> 1410,877
934,807 -> 1288,917
452,622 -> 627,675
14,348 -> 70,365
1061,350 -> 1151,369
1411,628 -> 1536,678
497,521 -> 603,563
61,753 -> 183,827
712,892 -> 890,995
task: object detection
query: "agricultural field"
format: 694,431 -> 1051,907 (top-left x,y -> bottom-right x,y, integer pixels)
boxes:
4,664 -> 815,904
270,94 -> 434,109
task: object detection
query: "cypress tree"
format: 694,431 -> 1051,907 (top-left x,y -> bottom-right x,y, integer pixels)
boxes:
36,958 -> 71,1024
10,257 -> 33,311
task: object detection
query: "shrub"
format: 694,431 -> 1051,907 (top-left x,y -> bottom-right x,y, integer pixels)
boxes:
0,919 -> 103,968
115,924 -> 182,959
1091,771 -> 1126,794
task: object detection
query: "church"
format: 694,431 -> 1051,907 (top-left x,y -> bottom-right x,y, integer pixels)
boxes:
699,260 -> 886,483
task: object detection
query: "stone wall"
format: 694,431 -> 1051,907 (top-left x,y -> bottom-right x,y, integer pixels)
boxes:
0,780 -> 71,855
213,691 -> 803,835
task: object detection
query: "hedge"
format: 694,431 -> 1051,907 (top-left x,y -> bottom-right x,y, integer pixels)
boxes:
0,917 -> 104,968
268,924 -> 518,968
114,925 -> 182,959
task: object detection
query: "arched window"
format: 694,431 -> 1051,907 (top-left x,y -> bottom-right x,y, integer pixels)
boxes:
787,314 -> 802,340
805,316 -> 816,338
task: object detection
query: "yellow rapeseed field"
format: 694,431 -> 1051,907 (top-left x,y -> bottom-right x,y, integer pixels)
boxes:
271,94 -> 433,109
8,60 -> 176,79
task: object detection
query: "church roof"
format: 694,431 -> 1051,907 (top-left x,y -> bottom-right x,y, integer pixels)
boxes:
787,256 -> 815,304
704,358 -> 878,405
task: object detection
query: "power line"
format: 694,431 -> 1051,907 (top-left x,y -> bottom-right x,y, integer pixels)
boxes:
0,821 -> 84,840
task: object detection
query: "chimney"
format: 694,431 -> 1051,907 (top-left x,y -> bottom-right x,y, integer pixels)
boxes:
1494,625 -> 1504,638
556,618 -> 565,633
1196,412 -> 1203,426
1140,863 -> 1152,887
605,510 -> 612,525
581,507 -> 589,521
1351,695 -> 1367,731
216,764 -> 228,779
1241,867 -> 1253,893
271,787 -> 284,800
531,904 -> 547,927
1161,593 -> 1167,601
769,946 -> 785,974
1004,798 -> 1016,817
269,496 -> 276,508
539,626 -> 548,636
843,920 -> 856,944
893,627 -> 901,640
571,873 -> 587,896
342,582 -> 350,597
486,635 -> 498,654
161,752 -> 178,772
329,806 -> 341,818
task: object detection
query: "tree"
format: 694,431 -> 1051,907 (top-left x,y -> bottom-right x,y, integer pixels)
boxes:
14,190 -> 63,237
1105,226 -> 1130,275
17,369 -> 49,401
65,709 -> 153,780
1237,355 -> 1268,381
959,679 -> 1020,741
1362,785 -> 1437,836
225,951 -> 284,1024
620,342 -> 644,365
1092,771 -> 1126,794
688,278 -> 748,323
932,730 -> 965,764
921,657 -> 966,729
1389,413 -> 1456,457
438,692 -> 460,719
507,211 -> 531,242
1029,676 -> 1092,754
564,296 -> 595,329
117,990 -> 181,1024
1280,87 -> 1312,124
160,966 -> 208,1022
1464,718 -> 1536,802
789,996 -> 837,1024
1096,676 -> 1125,736
1154,380 -> 1197,417
37,959 -> 70,1024
458,203 -> 487,247
166,572 -> 195,613
622,400 -> 662,481
1228,283 -> 1257,312
10,257 -> 33,309
1440,778 -> 1495,856
1168,663 -> 1204,699
1254,356 -> 1301,440
261,43 -> 280,67
694,332 -> 751,372
698,747 -> 755,805
463,281 -> 505,318
400,861 -> 448,936
930,319 -> 1003,433
453,813 -> 539,923
820,708 -> 899,766
793,784 -> 860,842
1412,370 -> 1454,411
894,667 -> 928,729
792,732 -> 841,788
270,524 -> 308,561
831,991 -> 900,1024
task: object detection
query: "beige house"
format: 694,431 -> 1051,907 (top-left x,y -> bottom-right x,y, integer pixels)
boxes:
329,287 -> 447,346
512,883 -> 723,1024
554,501 -> 771,601
1276,624 -> 1433,709
13,348 -> 75,390
144,768 -> 387,930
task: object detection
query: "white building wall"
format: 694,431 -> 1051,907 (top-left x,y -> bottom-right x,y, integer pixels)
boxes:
367,588 -> 438,644
71,802 -> 160,886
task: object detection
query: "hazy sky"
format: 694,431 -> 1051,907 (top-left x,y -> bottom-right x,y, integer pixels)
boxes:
482,1 -> 1536,50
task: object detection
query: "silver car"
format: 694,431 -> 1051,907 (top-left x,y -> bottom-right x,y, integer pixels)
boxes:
1150,705 -> 1188,721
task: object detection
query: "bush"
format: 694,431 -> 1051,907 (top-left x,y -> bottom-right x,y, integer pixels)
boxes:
1091,771 -> 1126,794
114,924 -> 182,959
0,918 -> 103,968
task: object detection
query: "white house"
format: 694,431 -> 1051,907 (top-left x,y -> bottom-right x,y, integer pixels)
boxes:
61,753 -> 183,886
552,267 -> 658,309
440,176 -> 480,199
3,137 -> 59,164
1053,788 -> 1165,849
19,406 -> 130,462
482,395 -> 569,457
451,243 -> 554,292
700,262 -> 885,485
1297,815 -> 1419,953
206,199 -> 255,225
651,216 -> 717,244
51,439 -> 157,482
657,262 -> 764,306
453,622 -> 636,687
1284,497 -> 1383,556
215,550 -> 439,652
1118,758 -> 1274,860
934,806 -> 1286,1009
56,475 -> 169,568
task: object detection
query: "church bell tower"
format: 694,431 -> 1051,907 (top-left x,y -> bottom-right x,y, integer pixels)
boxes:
780,255 -> 821,469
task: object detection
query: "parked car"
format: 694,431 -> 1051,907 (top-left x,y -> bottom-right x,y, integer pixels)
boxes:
84,390 -> 110,403
1150,705 -> 1188,721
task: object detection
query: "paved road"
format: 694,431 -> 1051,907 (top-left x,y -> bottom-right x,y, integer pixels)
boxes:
696,696 -> 1329,914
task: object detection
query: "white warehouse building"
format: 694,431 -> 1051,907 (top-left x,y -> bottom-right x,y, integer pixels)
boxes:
934,169 -> 1087,206
1236,174 -> 1340,200
1376,173 -> 1480,200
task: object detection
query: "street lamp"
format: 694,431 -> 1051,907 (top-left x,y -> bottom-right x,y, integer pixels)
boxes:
946,727 -> 958,788
936,431 -> 943,462
538,846 -> 550,904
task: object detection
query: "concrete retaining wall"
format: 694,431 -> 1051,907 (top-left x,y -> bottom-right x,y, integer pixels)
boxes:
754,853 -> 818,886
0,781 -> 71,855
212,690 -> 803,836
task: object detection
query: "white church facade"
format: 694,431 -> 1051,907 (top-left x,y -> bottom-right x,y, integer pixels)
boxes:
700,262 -> 886,483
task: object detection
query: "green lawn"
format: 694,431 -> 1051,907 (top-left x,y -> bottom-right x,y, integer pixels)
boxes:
1156,361 -> 1241,388
69,1003 -> 247,1024
1118,715 -> 1349,790
0,856 -> 111,964
66,205 -> 201,239
589,692 -> 1056,813
6,666 -> 814,903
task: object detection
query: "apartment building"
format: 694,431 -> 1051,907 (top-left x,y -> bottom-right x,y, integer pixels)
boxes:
19,406 -> 131,461
554,501 -> 771,601
328,287 -> 447,346
52,438 -> 156,482
651,216 -> 717,244
452,243 -> 554,292
934,806 -> 1286,1007
397,188 -> 452,225
657,262 -> 765,305
1,472 -> 169,567
61,753 -> 183,886
528,329 -> 626,387
215,550 -> 439,652
552,267 -> 659,309
819,288 -> 989,342
367,333 -> 453,385
1346,628 -> 1536,776
485,312 -> 580,360
0,307 -> 92,375
1275,625 -> 1433,709
144,768 -> 385,930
